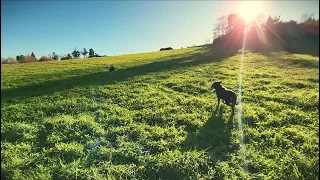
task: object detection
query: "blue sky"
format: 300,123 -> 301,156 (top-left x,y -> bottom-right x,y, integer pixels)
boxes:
1,1 -> 319,58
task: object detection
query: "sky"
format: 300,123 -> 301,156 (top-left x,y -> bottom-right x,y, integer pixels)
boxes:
1,1 -> 319,58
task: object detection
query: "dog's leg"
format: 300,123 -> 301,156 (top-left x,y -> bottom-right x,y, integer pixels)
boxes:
217,98 -> 220,107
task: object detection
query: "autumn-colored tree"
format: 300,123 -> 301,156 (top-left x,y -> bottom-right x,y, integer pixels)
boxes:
39,56 -> 53,62
21,55 -> 37,63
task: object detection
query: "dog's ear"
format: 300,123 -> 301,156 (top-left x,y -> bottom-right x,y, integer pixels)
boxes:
218,81 -> 222,84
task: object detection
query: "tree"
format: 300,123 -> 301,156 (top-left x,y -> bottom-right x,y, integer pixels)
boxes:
16,55 -> 24,62
89,48 -> 95,58
82,48 -> 88,58
213,15 -> 228,40
275,15 -> 281,22
39,56 -> 53,62
52,52 -> 59,60
31,52 -> 36,59
21,55 -> 37,63
7,57 -> 17,64
72,48 -> 80,59
227,14 -> 237,30
301,12 -> 315,23
303,17 -> 318,25
1,57 -> 7,64
266,15 -> 281,27
67,54 -> 72,59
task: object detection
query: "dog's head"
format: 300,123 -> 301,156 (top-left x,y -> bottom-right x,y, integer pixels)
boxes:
210,81 -> 222,90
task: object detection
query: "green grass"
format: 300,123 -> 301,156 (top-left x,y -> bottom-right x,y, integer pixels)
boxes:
1,46 -> 319,179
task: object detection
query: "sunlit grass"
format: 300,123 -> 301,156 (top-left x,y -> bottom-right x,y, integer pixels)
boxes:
1,46 -> 319,179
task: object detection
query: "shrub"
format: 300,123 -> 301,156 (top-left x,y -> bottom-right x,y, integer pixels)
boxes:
2,57 -> 18,64
21,55 -> 37,63
61,54 -> 73,60
61,57 -> 69,60
160,47 -> 173,51
1,57 -> 6,64
16,55 -> 24,62
39,56 -> 53,62
8,57 -> 17,64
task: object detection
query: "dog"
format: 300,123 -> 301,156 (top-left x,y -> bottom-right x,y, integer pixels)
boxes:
109,65 -> 115,74
210,81 -> 237,114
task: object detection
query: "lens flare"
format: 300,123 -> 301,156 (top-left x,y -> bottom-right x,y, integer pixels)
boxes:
237,30 -> 248,172
238,1 -> 263,23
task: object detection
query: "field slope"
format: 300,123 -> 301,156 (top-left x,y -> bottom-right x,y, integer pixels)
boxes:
1,46 -> 319,179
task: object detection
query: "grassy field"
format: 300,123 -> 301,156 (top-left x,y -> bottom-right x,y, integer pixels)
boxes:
1,45 -> 319,179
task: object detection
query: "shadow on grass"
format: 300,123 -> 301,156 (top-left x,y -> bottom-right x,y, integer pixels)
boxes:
183,106 -> 235,162
288,58 -> 319,69
285,42 -> 319,57
256,41 -> 319,57
2,45 -> 238,102
250,42 -> 319,69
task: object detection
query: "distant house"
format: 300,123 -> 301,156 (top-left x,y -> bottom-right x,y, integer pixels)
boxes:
160,47 -> 173,51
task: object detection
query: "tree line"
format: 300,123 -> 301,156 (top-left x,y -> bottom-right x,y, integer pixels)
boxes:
213,13 -> 319,42
211,12 -> 319,52
1,47 -> 105,64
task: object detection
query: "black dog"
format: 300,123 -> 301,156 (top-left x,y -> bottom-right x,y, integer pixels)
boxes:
210,81 -> 237,114
109,65 -> 115,74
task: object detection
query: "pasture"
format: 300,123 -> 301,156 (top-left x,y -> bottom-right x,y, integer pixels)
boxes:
1,45 -> 319,179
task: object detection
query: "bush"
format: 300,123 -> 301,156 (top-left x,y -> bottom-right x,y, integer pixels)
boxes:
160,47 -> 173,51
39,56 -> 53,62
61,57 -> 69,60
61,54 -> 73,60
21,55 -> 37,63
2,57 -> 18,64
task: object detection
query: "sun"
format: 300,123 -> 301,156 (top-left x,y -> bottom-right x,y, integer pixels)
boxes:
238,1 -> 263,22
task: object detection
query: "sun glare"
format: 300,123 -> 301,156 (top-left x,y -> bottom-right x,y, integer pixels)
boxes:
238,1 -> 263,22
